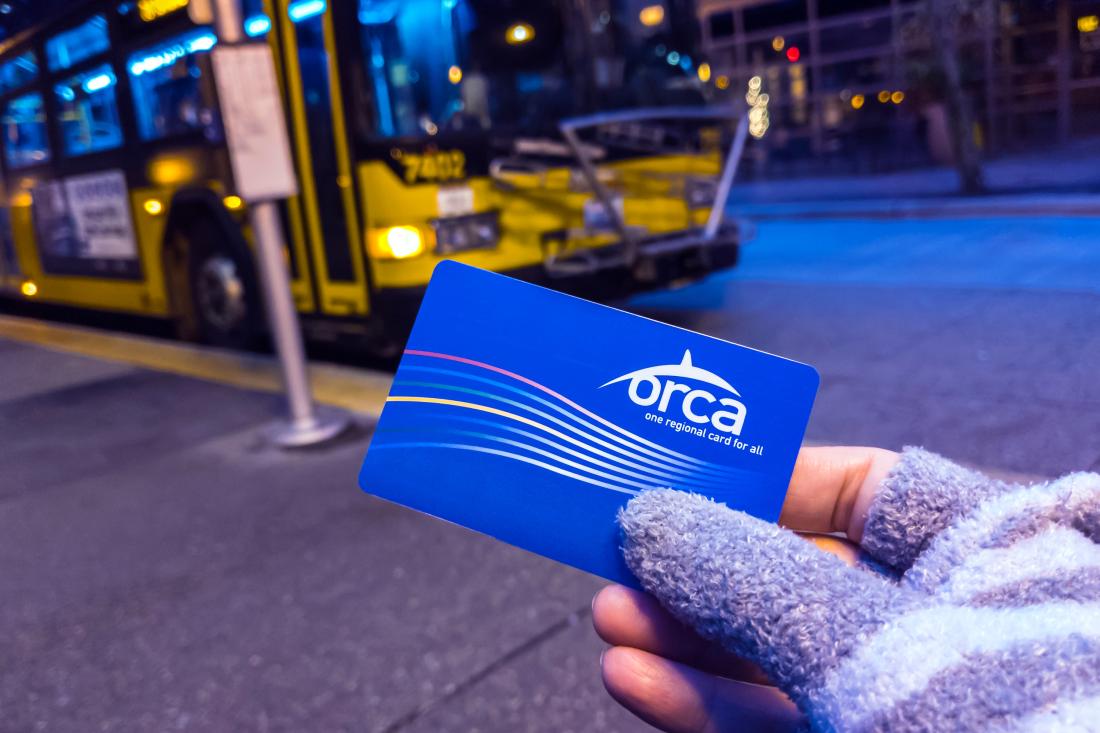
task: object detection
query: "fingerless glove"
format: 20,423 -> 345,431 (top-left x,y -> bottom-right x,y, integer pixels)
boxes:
619,448 -> 1100,732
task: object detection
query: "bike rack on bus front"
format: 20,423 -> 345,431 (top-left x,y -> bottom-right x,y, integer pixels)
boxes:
555,105 -> 750,275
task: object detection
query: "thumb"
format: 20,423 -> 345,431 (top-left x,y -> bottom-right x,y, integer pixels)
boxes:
620,489 -> 920,709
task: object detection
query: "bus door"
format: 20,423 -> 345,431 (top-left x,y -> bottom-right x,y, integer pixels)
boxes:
272,0 -> 370,317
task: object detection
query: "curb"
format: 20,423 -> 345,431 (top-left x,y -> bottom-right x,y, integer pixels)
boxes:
0,314 -> 393,418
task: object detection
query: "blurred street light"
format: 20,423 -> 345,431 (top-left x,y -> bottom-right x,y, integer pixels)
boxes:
505,22 -> 534,45
746,76 -> 770,138
639,4 -> 665,27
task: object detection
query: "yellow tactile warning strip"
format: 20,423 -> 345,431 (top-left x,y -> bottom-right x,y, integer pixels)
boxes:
0,315 -> 392,417
0,314 -> 1051,485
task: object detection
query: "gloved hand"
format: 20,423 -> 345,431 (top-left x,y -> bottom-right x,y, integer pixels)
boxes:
597,447 -> 1100,732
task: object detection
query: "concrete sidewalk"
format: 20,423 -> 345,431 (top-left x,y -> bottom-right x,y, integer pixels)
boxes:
733,192 -> 1100,221
0,339 -> 642,732
729,136 -> 1100,220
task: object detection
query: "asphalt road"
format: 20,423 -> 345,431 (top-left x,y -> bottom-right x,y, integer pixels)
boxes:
2,213 -> 1097,733
630,215 -> 1100,477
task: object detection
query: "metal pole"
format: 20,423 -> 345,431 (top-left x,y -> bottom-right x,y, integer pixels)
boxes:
559,123 -> 636,263
1055,0 -> 1072,143
982,0 -> 998,153
806,0 -> 823,157
211,0 -> 349,448
703,114 -> 749,240
251,203 -> 348,446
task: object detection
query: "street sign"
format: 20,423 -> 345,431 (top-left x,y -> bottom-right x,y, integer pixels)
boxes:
211,44 -> 299,202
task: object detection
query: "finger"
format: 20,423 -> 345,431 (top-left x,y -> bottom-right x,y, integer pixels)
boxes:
593,585 -> 770,684
800,532 -> 861,566
592,537 -> 863,683
601,646 -> 801,733
779,446 -> 898,541
621,490 -> 909,700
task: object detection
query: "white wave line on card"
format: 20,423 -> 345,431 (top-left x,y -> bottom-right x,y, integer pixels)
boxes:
395,370 -> 745,481
387,390 -> 738,485
435,415 -> 735,491
370,442 -> 641,496
401,356 -> 740,472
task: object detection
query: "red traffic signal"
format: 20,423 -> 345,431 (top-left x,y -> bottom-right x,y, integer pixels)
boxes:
786,46 -> 800,62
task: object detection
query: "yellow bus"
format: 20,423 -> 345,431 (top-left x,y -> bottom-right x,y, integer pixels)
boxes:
0,0 -> 745,353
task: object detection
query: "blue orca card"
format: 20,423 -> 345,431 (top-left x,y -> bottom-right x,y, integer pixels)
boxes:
359,261 -> 819,586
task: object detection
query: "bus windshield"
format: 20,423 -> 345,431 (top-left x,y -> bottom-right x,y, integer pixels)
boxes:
357,0 -> 704,139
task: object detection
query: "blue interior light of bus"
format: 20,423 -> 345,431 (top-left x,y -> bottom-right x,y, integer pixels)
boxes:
244,14 -> 271,36
14,53 -> 37,73
129,31 -> 218,76
55,84 -> 76,101
46,15 -> 109,71
188,33 -> 217,52
358,3 -> 397,25
83,72 -> 115,93
288,0 -> 326,22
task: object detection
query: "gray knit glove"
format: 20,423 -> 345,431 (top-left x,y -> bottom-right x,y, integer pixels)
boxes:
620,448 -> 1100,732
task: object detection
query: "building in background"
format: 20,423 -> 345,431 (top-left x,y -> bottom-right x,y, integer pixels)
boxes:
697,0 -> 1100,177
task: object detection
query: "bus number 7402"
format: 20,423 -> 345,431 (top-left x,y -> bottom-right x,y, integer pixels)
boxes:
394,149 -> 466,184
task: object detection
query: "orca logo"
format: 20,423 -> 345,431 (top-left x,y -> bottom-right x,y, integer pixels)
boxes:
600,350 -> 747,435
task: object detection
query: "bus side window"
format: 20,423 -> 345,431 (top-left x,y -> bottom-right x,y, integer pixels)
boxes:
45,15 -> 111,72
0,51 -> 39,95
0,205 -> 16,276
241,0 -> 272,37
2,92 -> 51,169
127,30 -> 218,141
54,64 -> 124,156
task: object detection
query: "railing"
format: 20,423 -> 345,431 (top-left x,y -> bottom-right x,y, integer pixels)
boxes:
696,0 -> 1100,172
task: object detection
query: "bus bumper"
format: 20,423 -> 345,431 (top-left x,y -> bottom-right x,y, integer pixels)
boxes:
540,224 -> 741,290
374,226 -> 740,345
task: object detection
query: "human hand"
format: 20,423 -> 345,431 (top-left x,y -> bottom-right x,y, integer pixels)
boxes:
593,447 -> 1100,733
591,446 -> 898,732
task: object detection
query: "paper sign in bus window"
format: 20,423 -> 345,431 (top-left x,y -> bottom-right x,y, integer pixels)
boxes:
32,170 -> 138,262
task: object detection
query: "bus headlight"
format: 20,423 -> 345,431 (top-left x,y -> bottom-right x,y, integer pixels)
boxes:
372,225 -> 426,260
431,212 -> 500,255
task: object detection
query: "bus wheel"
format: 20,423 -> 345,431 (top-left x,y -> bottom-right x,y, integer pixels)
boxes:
185,218 -> 263,349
